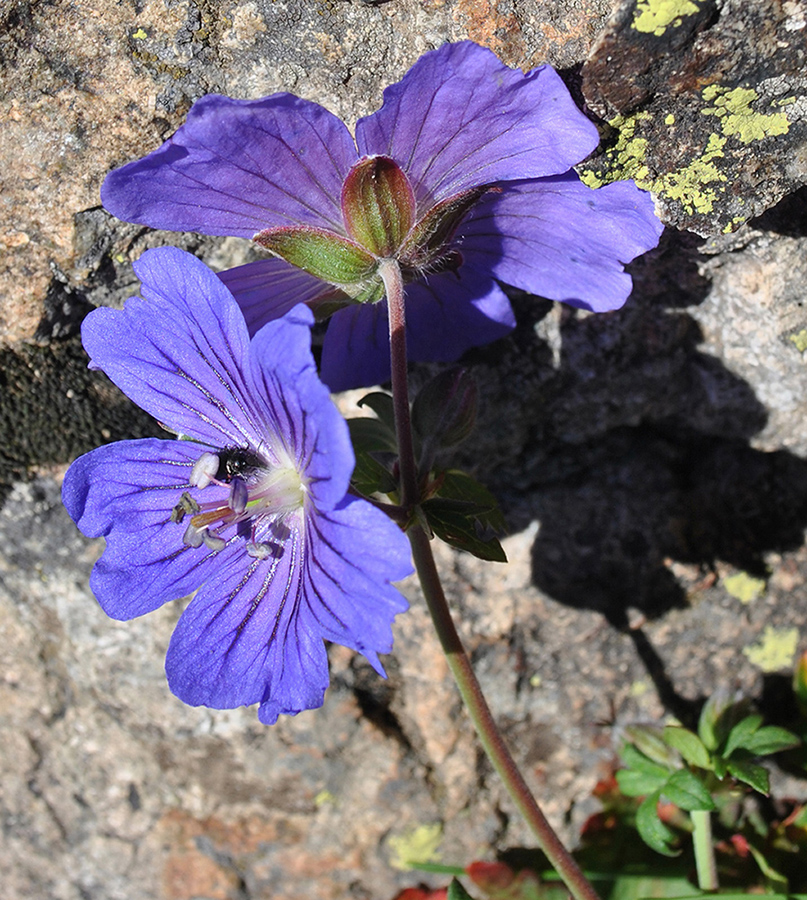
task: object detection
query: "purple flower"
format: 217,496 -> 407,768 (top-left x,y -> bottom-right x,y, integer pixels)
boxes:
62,247 -> 411,724
101,41 -> 663,391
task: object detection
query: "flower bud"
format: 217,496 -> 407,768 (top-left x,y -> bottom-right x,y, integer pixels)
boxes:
412,367 -> 478,449
341,155 -> 415,257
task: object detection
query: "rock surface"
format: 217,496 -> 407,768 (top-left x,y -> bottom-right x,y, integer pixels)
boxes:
2,1 -> 807,899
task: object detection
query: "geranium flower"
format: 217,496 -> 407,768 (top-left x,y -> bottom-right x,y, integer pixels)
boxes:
62,247 -> 411,724
101,41 -> 663,390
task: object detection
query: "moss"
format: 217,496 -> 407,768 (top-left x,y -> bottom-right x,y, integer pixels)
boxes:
632,0 -> 701,36
701,84 -> 791,144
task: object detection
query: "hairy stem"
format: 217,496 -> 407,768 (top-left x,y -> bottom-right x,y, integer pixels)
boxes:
379,258 -> 419,510
692,810 -> 718,891
381,256 -> 601,900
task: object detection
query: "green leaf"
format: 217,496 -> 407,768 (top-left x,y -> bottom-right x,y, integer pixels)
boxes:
698,691 -> 752,752
357,391 -> 396,432
625,725 -> 681,768
347,416 -> 398,454
620,742 -> 673,778
350,450 -> 397,496
661,770 -> 715,812
422,470 -> 507,562
738,725 -> 801,756
447,878 -> 476,900
661,896 -> 789,900
723,714 -> 763,758
636,791 -> 681,857
606,875 -> 699,900
793,650 -> 807,714
746,842 -> 789,889
412,368 -> 478,450
434,471 -> 507,531
726,757 -> 770,794
662,726 -> 711,769
422,498 -> 507,562
341,155 -> 415,256
255,225 -> 377,284
616,767 -> 669,797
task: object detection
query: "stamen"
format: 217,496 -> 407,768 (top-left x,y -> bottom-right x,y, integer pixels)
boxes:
183,521 -> 205,548
229,477 -> 249,515
202,531 -> 226,552
190,452 -> 220,488
247,541 -> 277,559
171,491 -> 201,523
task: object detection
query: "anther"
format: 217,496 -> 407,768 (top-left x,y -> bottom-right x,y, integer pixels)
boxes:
190,452 -> 220,489
229,477 -> 249,515
171,491 -> 201,523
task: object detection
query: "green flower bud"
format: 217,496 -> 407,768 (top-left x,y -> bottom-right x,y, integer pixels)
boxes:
341,155 -> 416,257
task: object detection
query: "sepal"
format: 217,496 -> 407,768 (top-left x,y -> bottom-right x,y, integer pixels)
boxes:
255,225 -> 377,285
399,186 -> 492,274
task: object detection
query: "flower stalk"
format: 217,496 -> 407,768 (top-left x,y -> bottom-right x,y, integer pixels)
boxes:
692,809 -> 718,891
382,257 -> 601,900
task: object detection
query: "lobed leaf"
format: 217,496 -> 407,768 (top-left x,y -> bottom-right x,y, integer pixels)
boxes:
616,767 -> 668,798
726,757 -> 770,795
636,791 -> 681,857
661,770 -> 715,812
447,878 -> 476,900
662,725 -> 711,769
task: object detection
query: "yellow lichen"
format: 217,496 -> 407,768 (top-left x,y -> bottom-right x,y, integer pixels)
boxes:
632,0 -> 701,36
665,113 -> 675,125
314,789 -> 336,807
580,113 -> 730,215
579,113 -> 652,188
701,85 -> 790,144
652,133 -> 727,213
724,572 -> 766,604
743,627 -> 800,673
131,27 -> 148,39
388,823 -> 443,870
789,330 -> 807,353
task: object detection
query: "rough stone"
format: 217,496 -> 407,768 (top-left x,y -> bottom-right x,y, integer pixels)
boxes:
3,2 -> 807,899
580,0 -> 807,235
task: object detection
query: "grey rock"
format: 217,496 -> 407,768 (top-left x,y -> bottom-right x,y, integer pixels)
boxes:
3,2 -> 807,898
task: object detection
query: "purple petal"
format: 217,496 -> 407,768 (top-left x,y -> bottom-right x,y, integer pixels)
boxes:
165,497 -> 410,724
458,175 -> 663,311
319,270 -> 515,391
82,247 -> 268,448
319,302 -> 391,391
404,271 -> 516,364
62,438 -> 238,619
101,94 -> 358,237
300,498 -> 411,670
248,305 -> 355,510
218,257 -> 331,336
356,41 -> 599,208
